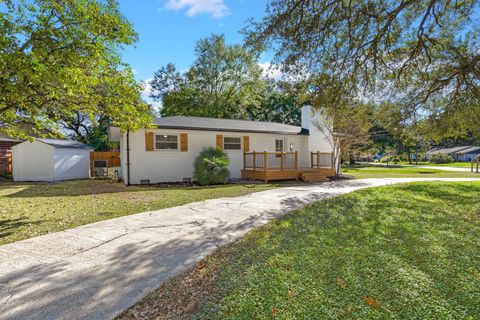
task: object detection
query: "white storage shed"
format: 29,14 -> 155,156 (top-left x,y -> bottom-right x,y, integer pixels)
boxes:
12,139 -> 93,182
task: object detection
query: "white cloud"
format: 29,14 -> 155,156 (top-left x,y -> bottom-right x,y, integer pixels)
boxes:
163,0 -> 229,19
141,78 -> 153,96
258,62 -> 283,80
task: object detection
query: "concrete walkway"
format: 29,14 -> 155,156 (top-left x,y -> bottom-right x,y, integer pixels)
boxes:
1,178 -> 479,320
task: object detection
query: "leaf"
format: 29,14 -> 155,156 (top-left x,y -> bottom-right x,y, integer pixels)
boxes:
337,277 -> 347,288
271,306 -> 278,317
363,296 -> 381,309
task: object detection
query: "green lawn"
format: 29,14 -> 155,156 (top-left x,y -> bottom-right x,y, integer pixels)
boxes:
0,179 -> 274,245
342,165 -> 479,179
395,161 -> 474,168
187,182 -> 480,319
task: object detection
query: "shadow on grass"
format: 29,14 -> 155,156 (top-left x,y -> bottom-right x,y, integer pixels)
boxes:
2,179 -> 270,198
195,182 -> 480,319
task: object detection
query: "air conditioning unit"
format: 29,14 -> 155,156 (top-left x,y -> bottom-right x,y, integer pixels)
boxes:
93,160 -> 108,178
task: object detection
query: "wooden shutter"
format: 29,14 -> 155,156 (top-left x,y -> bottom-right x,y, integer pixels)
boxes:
243,136 -> 250,152
145,132 -> 154,151
216,134 -> 223,149
180,133 -> 188,152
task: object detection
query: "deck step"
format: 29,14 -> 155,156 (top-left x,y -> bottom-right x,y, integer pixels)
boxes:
300,172 -> 330,183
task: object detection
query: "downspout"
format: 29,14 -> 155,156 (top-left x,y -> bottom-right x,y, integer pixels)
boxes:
126,129 -> 131,186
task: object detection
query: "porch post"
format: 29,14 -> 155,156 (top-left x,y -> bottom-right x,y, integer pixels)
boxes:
253,151 -> 256,171
280,152 -> 284,171
317,151 -> 320,169
295,151 -> 298,171
264,152 -> 268,182
243,152 -> 246,170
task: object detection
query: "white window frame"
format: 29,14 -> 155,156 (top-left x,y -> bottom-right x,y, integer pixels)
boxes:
275,139 -> 285,152
223,136 -> 242,151
154,133 -> 179,151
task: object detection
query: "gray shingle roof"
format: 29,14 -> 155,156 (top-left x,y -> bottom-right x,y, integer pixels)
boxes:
153,116 -> 308,135
427,146 -> 472,154
454,146 -> 480,154
38,139 -> 93,149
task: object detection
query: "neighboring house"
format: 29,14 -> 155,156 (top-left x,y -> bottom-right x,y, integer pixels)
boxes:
109,105 -> 335,184
12,139 -> 93,182
454,146 -> 480,162
426,146 -> 480,162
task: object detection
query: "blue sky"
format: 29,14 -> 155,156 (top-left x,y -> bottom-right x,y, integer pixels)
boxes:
117,0 -> 271,85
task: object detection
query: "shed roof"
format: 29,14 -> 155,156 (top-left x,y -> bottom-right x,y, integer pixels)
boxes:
153,116 -> 307,135
37,139 -> 93,149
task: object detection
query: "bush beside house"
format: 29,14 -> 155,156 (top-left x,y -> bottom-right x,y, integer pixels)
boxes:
429,153 -> 454,164
194,147 -> 230,185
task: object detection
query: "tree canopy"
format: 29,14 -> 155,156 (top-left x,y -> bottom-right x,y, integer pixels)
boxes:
245,0 -> 480,141
150,34 -> 266,119
0,0 -> 151,139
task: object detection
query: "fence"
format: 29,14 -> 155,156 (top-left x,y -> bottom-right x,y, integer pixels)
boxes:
243,151 -> 298,171
0,150 -> 12,175
90,151 -> 121,177
311,151 -> 334,168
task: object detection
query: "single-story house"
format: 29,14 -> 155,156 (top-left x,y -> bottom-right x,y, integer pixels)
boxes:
12,139 -> 93,182
454,146 -> 480,162
426,146 -> 480,162
109,105 -> 335,184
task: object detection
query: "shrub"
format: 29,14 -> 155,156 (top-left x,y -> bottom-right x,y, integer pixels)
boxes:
429,153 -> 454,164
194,147 -> 230,185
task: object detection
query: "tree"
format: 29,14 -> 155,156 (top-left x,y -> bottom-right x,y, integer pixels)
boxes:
245,0 -> 480,140
308,75 -> 373,174
150,34 -> 265,119
0,0 -> 151,139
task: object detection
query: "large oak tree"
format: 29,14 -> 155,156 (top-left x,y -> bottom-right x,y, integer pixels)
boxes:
245,0 -> 480,141
0,0 -> 151,139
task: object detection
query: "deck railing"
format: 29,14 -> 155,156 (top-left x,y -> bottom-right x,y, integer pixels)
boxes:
311,151 -> 334,169
243,151 -> 298,171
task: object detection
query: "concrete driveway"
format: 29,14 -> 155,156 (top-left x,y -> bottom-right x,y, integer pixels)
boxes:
1,178 -> 479,320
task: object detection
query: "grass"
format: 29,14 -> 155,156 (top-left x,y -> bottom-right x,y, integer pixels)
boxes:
395,161 -> 474,168
342,165 -> 479,179
182,182 -> 480,319
0,179 -> 275,245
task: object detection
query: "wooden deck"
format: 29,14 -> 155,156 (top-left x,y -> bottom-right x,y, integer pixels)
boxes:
241,151 -> 335,182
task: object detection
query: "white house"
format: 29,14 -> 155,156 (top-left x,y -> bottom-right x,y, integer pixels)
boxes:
12,139 -> 93,182
426,146 -> 480,162
109,105 -> 335,185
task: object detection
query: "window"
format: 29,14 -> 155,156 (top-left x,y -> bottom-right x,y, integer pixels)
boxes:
155,134 -> 178,150
275,139 -> 284,152
224,137 -> 241,150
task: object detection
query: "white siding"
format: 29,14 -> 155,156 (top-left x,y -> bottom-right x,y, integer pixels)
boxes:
120,129 -> 319,184
53,148 -> 91,180
12,141 -> 55,181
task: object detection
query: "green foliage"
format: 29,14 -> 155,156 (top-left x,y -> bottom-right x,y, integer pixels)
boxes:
245,0 -> 480,141
429,153 -> 454,164
0,0 -> 152,139
151,34 -> 265,119
195,182 -> 480,319
194,148 -> 230,185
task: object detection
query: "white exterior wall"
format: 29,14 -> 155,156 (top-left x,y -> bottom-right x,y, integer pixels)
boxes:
53,148 -> 91,180
12,141 -> 55,181
120,129 -> 312,184
301,105 -> 333,153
